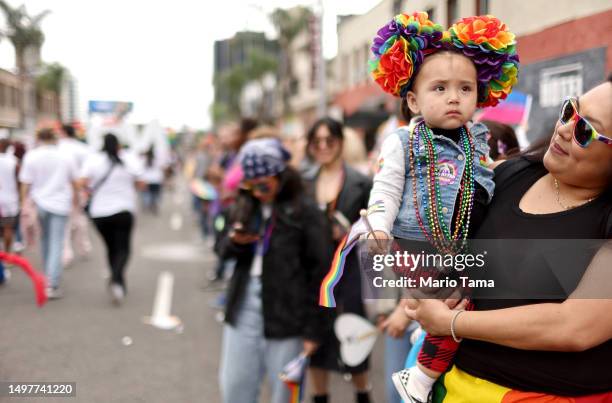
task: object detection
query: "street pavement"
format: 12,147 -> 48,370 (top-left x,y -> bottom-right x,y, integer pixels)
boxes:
0,184 -> 388,403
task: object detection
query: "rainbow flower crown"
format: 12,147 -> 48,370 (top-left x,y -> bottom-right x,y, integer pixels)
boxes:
370,11 -> 519,108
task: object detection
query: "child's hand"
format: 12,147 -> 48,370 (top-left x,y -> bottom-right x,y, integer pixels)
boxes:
366,230 -> 390,254
380,304 -> 411,338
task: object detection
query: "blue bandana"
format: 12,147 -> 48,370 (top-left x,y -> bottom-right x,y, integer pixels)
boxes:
239,138 -> 292,180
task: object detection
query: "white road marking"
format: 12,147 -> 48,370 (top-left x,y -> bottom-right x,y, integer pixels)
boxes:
140,243 -> 215,263
143,271 -> 181,330
170,212 -> 183,231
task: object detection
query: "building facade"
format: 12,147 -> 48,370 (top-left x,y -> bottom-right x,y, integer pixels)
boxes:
333,0 -> 612,142
0,67 -> 60,132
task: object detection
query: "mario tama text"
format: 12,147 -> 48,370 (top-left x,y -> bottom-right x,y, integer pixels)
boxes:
369,250 -> 494,290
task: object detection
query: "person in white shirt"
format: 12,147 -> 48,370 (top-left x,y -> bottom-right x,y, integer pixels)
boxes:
0,138 -> 19,284
140,146 -> 166,215
58,123 -> 92,266
19,128 -> 79,299
79,133 -> 144,304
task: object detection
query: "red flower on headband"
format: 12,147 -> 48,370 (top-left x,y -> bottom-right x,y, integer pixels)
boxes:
373,37 -> 413,95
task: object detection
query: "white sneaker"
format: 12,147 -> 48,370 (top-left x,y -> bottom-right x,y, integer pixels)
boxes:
391,369 -> 431,403
109,283 -> 125,305
12,241 -> 25,253
46,287 -> 64,300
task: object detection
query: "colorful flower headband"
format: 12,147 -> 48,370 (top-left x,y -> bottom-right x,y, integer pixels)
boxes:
369,11 -> 519,108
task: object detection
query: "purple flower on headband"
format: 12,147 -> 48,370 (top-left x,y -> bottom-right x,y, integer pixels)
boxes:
372,20 -> 399,55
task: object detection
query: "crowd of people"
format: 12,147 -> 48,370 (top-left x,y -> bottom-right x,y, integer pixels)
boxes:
0,124 -> 171,302
1,9 -> 611,403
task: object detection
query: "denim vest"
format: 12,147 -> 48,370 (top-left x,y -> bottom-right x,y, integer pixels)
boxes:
391,118 -> 495,240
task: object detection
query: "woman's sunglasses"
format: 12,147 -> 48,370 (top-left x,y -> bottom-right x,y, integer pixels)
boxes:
310,136 -> 339,149
559,97 -> 612,148
241,182 -> 272,194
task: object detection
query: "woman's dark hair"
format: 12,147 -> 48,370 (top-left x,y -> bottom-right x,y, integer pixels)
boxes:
145,146 -> 154,168
13,141 -> 25,160
37,128 -> 56,142
102,133 -> 123,164
307,117 -> 344,147
0,138 -> 9,152
481,120 -> 520,160
62,124 -> 76,138
275,166 -> 304,204
517,130 -> 553,162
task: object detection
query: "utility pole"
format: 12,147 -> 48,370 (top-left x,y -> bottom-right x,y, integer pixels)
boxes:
315,0 -> 326,118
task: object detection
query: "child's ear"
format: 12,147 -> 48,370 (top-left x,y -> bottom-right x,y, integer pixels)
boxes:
406,91 -> 420,115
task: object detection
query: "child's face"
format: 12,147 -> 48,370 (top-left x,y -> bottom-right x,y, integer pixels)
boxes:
406,52 -> 478,129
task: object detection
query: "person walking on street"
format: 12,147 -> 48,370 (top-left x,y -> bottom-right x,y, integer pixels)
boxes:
79,133 -> 144,304
19,128 -> 79,299
0,138 -> 19,284
140,146 -> 165,215
58,123 -> 92,266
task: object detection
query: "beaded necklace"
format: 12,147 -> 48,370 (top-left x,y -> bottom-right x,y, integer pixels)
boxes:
409,121 -> 476,254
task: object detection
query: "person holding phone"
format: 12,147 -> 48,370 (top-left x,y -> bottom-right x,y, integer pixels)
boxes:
218,137 -> 332,403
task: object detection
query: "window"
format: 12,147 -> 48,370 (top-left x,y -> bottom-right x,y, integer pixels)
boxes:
447,0 -> 458,25
539,63 -> 583,107
476,0 -> 489,15
11,86 -> 19,108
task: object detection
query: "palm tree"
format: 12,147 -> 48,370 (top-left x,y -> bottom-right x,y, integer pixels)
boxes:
36,62 -> 66,120
243,50 -> 277,121
269,6 -> 313,118
0,1 -> 51,129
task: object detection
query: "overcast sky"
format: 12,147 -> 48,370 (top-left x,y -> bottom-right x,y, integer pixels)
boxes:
0,0 -> 378,129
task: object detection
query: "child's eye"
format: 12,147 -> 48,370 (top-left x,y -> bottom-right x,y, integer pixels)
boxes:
461,86 -> 472,92
434,86 -> 445,92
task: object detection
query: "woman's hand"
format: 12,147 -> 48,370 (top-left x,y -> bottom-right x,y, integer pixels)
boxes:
229,230 -> 260,245
303,339 -> 319,356
331,223 -> 347,241
380,304 -> 412,339
403,298 -> 468,337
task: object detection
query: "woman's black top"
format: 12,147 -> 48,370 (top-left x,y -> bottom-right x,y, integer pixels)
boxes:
455,157 -> 612,396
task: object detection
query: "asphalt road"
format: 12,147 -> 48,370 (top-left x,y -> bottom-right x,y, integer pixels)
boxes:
0,185 -> 388,403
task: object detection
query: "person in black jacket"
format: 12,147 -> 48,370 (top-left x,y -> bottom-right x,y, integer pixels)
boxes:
303,117 -> 374,403
219,137 -> 332,403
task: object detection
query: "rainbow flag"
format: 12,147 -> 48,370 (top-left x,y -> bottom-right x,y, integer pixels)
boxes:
319,217 -> 370,308
433,366 -> 612,403
475,91 -> 532,127
279,353 -> 309,403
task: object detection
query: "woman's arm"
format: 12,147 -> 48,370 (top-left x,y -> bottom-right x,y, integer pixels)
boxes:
406,243 -> 612,352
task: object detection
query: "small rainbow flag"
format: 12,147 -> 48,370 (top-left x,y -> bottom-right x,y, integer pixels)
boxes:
280,353 -> 309,403
319,217 -> 370,308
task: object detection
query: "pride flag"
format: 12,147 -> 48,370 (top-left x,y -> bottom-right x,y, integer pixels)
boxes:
475,91 -> 532,127
319,216 -> 371,308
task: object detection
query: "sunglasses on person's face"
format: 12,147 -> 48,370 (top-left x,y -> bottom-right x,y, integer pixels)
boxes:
311,136 -> 339,149
559,97 -> 612,148
241,181 -> 272,194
